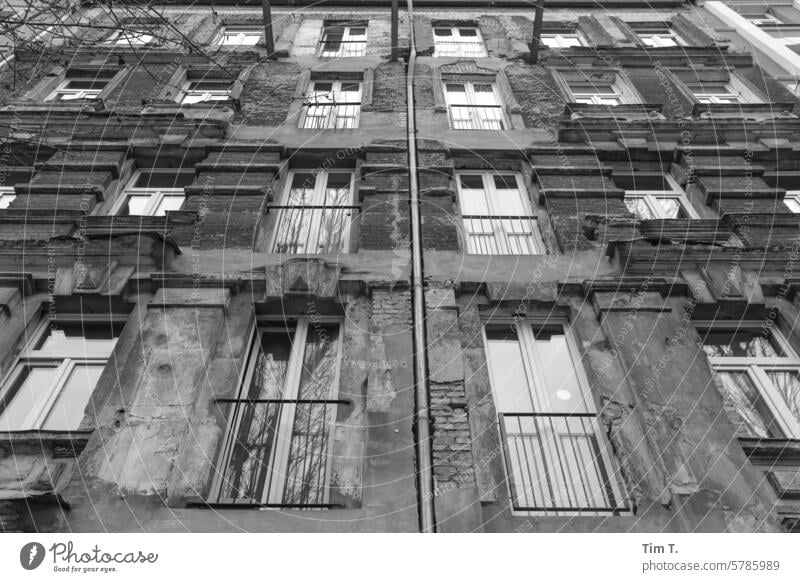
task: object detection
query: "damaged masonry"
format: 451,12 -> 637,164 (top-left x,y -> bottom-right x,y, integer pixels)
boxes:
0,0 -> 800,533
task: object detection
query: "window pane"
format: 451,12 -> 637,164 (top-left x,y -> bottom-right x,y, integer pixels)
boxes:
624,197 -> 654,219
126,195 -> 151,216
530,326 -> 590,413
765,370 -> 800,426
218,328 -> 294,501
153,195 -> 185,216
715,371 -> 783,438
41,364 -> 105,431
654,197 -> 681,219
0,366 -> 60,431
701,329 -> 784,358
37,321 -> 121,355
283,324 -> 340,505
486,328 -> 533,413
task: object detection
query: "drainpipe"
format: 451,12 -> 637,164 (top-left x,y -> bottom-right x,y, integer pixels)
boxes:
261,0 -> 276,56
405,0 -> 436,533
391,0 -> 399,62
528,1 -> 545,65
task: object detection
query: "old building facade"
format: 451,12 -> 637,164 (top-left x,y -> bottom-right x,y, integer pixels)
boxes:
0,0 -> 798,533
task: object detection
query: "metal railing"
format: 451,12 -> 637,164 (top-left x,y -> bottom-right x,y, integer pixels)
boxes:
462,216 -> 542,255
300,104 -> 361,129
448,105 -> 505,130
499,413 -> 627,513
271,205 -> 359,254
212,399 -> 345,508
318,40 -> 367,58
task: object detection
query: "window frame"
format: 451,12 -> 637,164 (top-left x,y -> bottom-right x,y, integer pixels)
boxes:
785,191 -> 800,213
0,314 -> 122,432
482,317 -> 628,516
455,171 -> 545,255
622,174 -> 698,219
103,27 -> 156,46
443,81 -> 508,130
299,79 -> 363,129
317,23 -> 368,58
209,316 -> 345,507
684,75 -> 763,105
0,186 -> 16,209
270,170 -> 358,255
699,321 -> 800,439
432,25 -> 488,57
540,32 -> 587,48
46,77 -> 108,101
110,170 -> 190,217
216,25 -> 263,46
177,79 -> 234,105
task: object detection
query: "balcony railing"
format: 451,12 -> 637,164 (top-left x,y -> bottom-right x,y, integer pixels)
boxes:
462,216 -> 542,255
448,105 -> 505,130
499,413 -> 627,513
318,41 -> 367,58
272,205 -> 359,254
212,399 -> 345,508
301,104 -> 361,129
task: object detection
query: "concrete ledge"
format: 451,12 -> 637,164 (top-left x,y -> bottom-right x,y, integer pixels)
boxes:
148,287 -> 231,309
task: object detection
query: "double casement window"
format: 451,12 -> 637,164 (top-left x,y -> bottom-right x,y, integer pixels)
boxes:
272,171 -> 356,254
112,170 -> 193,216
46,76 -> 109,101
749,13 -> 784,27
540,32 -> 586,48
685,77 -> 761,104
105,28 -> 155,46
318,23 -> 367,57
457,172 -> 544,255
300,80 -> 362,129
785,191 -> 800,213
433,26 -> 488,57
557,70 -> 642,107
567,80 -> 623,105
484,321 -> 627,514
178,79 -> 233,105
0,186 -> 15,209
631,23 -> 686,48
618,174 -> 697,219
700,324 -> 800,439
444,82 -> 506,130
0,317 -> 123,431
211,318 -> 344,507
217,25 -> 262,46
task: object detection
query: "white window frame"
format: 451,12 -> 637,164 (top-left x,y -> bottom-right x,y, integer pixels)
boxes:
639,31 -> 687,47
271,170 -> 356,254
318,24 -> 367,57
785,191 -> 800,213
540,32 -> 586,48
483,318 -> 628,516
110,170 -> 187,216
623,174 -> 698,219
444,81 -> 507,130
216,25 -> 262,46
0,186 -> 16,209
686,76 -> 762,105
700,322 -> 800,439
456,171 -> 544,255
178,79 -> 233,105
749,13 -> 784,27
210,317 -> 344,506
0,316 -> 119,431
567,80 -> 624,105
433,26 -> 488,57
299,80 -> 362,129
104,28 -> 155,46
46,78 -> 107,101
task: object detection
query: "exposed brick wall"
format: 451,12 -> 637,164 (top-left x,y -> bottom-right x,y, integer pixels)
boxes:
628,68 -> 696,119
370,62 -> 407,117
238,61 -> 303,126
505,65 -> 565,129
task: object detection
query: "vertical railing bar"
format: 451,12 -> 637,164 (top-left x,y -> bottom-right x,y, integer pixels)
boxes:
499,415 -> 521,509
569,417 -> 593,509
589,416 -> 620,509
532,415 -> 555,510
515,416 -> 538,508
548,415 -> 573,510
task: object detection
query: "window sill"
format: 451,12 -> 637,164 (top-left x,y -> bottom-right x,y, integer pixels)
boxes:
565,103 -> 665,121
2,99 -> 105,113
0,429 -> 93,456
184,496 -> 344,510
692,102 -> 797,119
739,437 -> 800,462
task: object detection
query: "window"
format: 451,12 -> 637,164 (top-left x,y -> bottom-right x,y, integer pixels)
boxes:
700,324 -> 800,439
619,174 -> 698,219
484,321 -> 627,514
567,79 -> 623,105
300,80 -> 362,129
541,32 -> 586,48
634,25 -> 687,48
433,26 -> 488,57
686,78 -> 761,104
177,79 -> 233,105
318,23 -> 367,57
457,173 -> 544,255
112,170 -> 192,216
216,25 -> 262,46
46,77 -> 108,101
272,171 -> 356,254
0,186 -> 15,209
444,82 -> 506,130
210,318 -> 344,507
749,13 -> 784,27
105,28 -> 155,46
0,318 -> 123,431
785,191 -> 800,213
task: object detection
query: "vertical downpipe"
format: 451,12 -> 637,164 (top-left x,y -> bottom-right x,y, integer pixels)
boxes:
405,0 -> 436,533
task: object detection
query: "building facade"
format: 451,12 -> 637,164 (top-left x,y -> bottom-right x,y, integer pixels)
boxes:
0,0 -> 798,533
